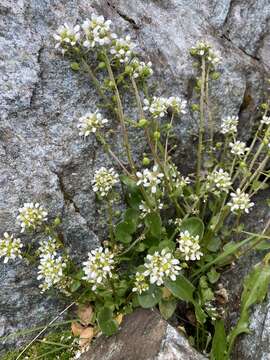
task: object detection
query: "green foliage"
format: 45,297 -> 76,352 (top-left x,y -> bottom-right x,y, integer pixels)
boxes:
211,320 -> 228,360
138,285 -> 162,308
228,260 -> 270,353
97,307 -> 119,336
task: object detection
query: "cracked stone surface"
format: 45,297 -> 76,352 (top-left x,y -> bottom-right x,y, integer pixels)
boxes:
0,0 -> 270,357
81,308 -> 207,360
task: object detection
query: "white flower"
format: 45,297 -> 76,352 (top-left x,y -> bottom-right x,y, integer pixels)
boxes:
139,199 -> 163,218
127,58 -> 153,79
136,165 -> 164,194
166,97 -> 187,114
92,167 -> 119,197
206,168 -> 232,193
53,23 -> 80,54
177,230 -> 203,261
82,247 -> 115,290
38,237 -> 60,258
37,254 -> 67,293
144,249 -> 181,286
110,35 -> 135,63
169,164 -> 190,189
82,14 -> 116,48
221,116 -> 238,134
17,202 -> 48,233
0,232 -> 23,264
132,272 -> 149,294
229,141 -> 249,156
190,41 -> 221,67
143,97 -> 168,118
78,111 -> 108,137
261,115 -> 270,125
227,188 -> 254,214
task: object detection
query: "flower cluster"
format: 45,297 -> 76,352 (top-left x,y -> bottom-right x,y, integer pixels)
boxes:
143,96 -> 186,118
53,23 -> 81,55
143,249 -> 181,286
220,116 -> 238,134
126,58 -> 153,79
78,111 -> 108,137
169,164 -> 191,189
206,168 -> 232,194
136,165 -> 164,194
82,247 -> 115,290
17,202 -> 48,233
82,14 -> 116,48
132,272 -> 149,294
37,254 -> 67,293
229,141 -> 249,156
38,237 -> 60,258
0,232 -> 23,263
261,115 -> 270,125
139,199 -> 164,218
228,188 -> 254,214
190,41 -> 221,67
177,230 -> 203,261
92,167 -> 119,197
110,35 -> 135,63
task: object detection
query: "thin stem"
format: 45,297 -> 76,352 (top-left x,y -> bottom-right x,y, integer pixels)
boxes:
81,58 -> 104,98
104,53 -> 135,172
205,67 -> 214,148
164,113 -> 174,165
242,153 -> 269,192
196,57 -> 206,194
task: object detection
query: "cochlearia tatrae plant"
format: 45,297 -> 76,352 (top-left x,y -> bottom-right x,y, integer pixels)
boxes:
2,13 -> 270,359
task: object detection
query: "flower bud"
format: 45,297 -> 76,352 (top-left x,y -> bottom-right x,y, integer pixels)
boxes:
138,118 -> 148,128
154,131 -> 160,140
142,157 -> 150,166
98,62 -> 106,69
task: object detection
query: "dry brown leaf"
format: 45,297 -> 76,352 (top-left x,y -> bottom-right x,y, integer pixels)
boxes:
77,304 -> 93,326
115,313 -> 123,325
162,287 -> 172,299
71,321 -> 85,337
79,326 -> 94,348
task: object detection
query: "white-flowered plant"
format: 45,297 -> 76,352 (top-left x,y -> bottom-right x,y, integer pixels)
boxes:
220,116 -> 239,134
82,247 -> 115,290
110,35 -> 135,63
78,111 -> 108,136
38,237 -> 60,258
92,167 -> 119,197
261,115 -> 270,125
82,14 -> 116,48
17,202 -> 48,233
139,199 -> 164,218
126,58 -> 153,79
177,230 -> 203,261
0,232 -> 23,263
136,165 -> 164,194
229,141 -> 249,156
132,272 -> 149,294
144,250 -> 181,286
206,169 -> 232,194
166,97 -> 187,114
227,188 -> 254,214
190,41 -> 221,67
53,23 -> 81,54
37,254 -> 67,293
143,97 -> 168,118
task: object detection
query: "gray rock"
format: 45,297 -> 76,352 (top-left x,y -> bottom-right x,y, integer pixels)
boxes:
81,308 -> 207,360
0,0 -> 270,356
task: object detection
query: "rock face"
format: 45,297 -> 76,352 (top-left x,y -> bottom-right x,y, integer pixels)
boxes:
81,308 -> 207,360
0,0 -> 270,357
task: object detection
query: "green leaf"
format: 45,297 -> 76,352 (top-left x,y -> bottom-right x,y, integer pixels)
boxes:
211,320 -> 228,360
165,276 -> 206,324
207,236 -> 221,252
97,307 -> 119,336
145,213 -> 162,239
115,222 -> 132,244
165,275 -> 195,302
158,240 -> 176,252
159,298 -> 177,320
138,285 -> 162,308
179,217 -> 204,240
70,62 -> 80,71
70,280 -> 81,292
228,261 -> 270,354
124,208 -> 139,234
207,268 -> 220,284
